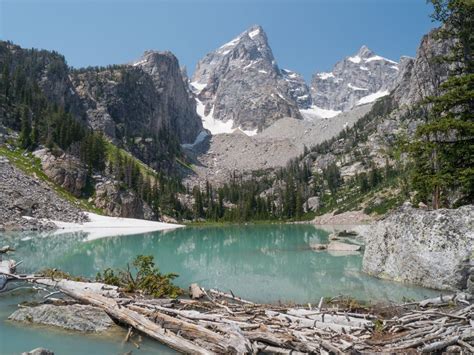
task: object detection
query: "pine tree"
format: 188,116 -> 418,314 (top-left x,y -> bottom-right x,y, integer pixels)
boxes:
409,0 -> 474,208
19,107 -> 32,150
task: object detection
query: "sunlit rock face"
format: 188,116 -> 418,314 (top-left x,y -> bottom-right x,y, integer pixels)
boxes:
191,25 -> 303,133
363,204 -> 474,291
311,45 -> 399,111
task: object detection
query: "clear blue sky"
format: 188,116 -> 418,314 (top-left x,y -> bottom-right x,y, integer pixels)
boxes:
0,0 -> 437,81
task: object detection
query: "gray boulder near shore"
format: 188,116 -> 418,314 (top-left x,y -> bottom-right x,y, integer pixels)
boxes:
363,204 -> 473,292
22,348 -> 54,355
9,304 -> 115,332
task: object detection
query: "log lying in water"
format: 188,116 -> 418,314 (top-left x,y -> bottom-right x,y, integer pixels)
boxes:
33,279 -> 213,354
29,278 -> 474,354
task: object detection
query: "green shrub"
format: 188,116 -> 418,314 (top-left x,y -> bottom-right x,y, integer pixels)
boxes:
96,255 -> 182,298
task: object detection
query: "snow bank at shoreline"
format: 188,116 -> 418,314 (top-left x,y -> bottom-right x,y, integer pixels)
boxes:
52,212 -> 184,241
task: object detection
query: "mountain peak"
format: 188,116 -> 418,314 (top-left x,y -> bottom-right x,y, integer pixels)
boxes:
244,24 -> 265,39
357,45 -> 374,58
311,45 -> 400,111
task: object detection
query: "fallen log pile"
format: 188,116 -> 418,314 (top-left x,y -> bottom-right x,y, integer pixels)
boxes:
28,278 -> 473,354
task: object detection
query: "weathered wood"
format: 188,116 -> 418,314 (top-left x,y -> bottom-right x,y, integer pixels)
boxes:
209,289 -> 255,305
25,277 -> 472,355
33,279 -> 213,354
287,309 -> 373,328
34,278 -> 121,298
128,304 -> 251,353
189,283 -> 205,299
266,310 -> 362,333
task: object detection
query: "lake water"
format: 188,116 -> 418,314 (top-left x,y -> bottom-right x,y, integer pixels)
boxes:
0,224 -> 440,354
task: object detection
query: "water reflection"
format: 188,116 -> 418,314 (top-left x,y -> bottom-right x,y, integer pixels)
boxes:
1,224 -> 440,303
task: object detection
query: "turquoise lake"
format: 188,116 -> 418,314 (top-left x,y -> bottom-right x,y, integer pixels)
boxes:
0,224 -> 441,354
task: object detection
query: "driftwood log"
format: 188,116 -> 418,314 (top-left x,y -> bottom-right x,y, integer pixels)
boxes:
28,278 -> 474,354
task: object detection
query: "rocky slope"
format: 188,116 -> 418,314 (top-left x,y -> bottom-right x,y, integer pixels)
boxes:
191,25 -> 303,132
34,149 -> 88,198
184,105 -> 371,185
0,155 -> 88,230
363,204 -> 473,291
311,45 -> 399,112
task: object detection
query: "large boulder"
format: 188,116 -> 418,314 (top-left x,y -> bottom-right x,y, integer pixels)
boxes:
363,204 -> 473,291
9,304 -> 115,332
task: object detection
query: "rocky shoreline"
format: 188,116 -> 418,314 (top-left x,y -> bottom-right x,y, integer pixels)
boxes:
6,278 -> 474,354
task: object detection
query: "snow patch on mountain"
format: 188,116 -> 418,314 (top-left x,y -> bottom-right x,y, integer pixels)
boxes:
190,81 -> 207,93
317,72 -> 335,80
300,105 -> 342,119
348,83 -> 368,91
365,55 -> 398,64
357,90 -> 389,105
348,55 -> 362,64
249,28 -> 261,39
195,98 -> 258,136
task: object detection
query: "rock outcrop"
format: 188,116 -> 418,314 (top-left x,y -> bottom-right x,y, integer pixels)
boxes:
191,25 -> 302,132
9,304 -> 115,332
280,69 -> 312,109
93,181 -> 155,220
311,45 -> 399,111
392,28 -> 453,107
132,51 -> 204,144
34,149 -> 88,197
363,204 -> 473,291
72,51 -> 203,145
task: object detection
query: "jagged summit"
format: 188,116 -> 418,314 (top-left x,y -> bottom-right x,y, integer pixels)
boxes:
190,25 -> 302,134
311,46 -> 399,112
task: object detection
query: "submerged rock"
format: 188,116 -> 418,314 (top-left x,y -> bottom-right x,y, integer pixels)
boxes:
327,241 -> 361,252
9,304 -> 115,332
310,241 -> 361,252
310,243 -> 327,251
363,204 -> 473,291
22,348 -> 54,355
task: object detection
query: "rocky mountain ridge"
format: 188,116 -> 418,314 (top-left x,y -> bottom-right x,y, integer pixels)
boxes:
189,26 -> 408,135
311,45 -> 400,112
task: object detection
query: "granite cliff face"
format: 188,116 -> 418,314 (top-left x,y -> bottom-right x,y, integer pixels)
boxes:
72,51 -> 203,145
280,69 -> 312,109
132,51 -> 203,144
311,45 -> 399,112
392,28 -> 452,107
191,25 -> 302,132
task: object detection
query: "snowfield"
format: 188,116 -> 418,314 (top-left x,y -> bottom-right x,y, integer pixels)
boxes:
52,212 -> 184,241
357,90 -> 389,105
